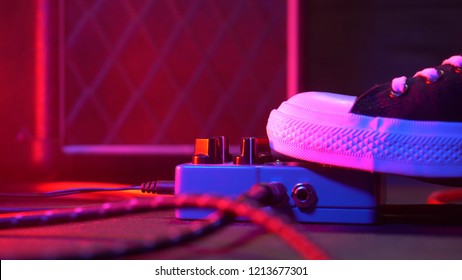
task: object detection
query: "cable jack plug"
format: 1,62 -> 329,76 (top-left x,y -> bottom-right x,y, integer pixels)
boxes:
140,181 -> 175,195
242,182 -> 289,207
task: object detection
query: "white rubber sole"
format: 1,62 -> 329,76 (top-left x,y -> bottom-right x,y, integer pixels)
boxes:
266,92 -> 462,178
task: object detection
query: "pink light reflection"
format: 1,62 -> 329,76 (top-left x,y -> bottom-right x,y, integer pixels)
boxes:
33,0 -> 49,164
287,0 -> 299,98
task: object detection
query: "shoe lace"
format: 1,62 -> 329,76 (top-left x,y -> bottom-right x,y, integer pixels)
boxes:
390,55 -> 462,97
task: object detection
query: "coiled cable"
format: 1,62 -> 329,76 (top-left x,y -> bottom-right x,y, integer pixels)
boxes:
0,183 -> 328,260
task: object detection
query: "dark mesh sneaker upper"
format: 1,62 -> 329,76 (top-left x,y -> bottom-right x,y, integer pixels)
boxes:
350,60 -> 462,122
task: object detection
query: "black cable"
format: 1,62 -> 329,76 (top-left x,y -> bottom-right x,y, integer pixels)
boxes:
140,180 -> 175,195
77,210 -> 236,260
74,190 -> 326,259
0,185 -> 142,198
0,180 -> 175,199
1,181 -> 318,259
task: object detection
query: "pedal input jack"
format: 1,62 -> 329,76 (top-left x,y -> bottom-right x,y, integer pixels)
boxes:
291,183 -> 317,209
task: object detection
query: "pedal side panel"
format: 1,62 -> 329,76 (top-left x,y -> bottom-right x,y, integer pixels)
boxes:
175,163 -> 379,224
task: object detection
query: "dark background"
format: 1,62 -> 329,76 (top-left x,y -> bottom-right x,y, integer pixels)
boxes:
299,0 -> 462,95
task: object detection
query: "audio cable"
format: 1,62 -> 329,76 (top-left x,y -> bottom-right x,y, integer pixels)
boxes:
0,181 -> 329,260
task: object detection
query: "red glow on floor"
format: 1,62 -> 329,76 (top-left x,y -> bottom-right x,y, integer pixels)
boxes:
34,181 -> 146,199
427,189 -> 462,204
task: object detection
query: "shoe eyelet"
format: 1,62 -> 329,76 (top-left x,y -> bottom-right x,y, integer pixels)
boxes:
389,83 -> 408,98
435,69 -> 444,82
414,68 -> 443,84
424,70 -> 443,84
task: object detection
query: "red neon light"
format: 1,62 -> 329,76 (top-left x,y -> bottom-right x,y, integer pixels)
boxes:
34,0 -> 48,163
287,0 -> 299,98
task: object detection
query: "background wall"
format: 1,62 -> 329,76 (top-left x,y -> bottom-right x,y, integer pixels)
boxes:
0,1 -> 37,181
0,0 -> 288,183
61,0 -> 287,147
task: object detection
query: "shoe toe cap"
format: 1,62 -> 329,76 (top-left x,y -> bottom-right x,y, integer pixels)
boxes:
284,91 -> 356,114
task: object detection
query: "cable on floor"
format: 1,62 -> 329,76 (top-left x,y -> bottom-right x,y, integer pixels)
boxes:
0,184 -> 328,260
0,185 -> 141,198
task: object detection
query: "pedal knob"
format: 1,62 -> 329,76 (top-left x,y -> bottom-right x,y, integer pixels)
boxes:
234,137 -> 273,165
192,136 -> 232,164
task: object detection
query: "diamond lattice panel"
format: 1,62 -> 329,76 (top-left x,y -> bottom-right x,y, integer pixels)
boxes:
63,0 -> 287,148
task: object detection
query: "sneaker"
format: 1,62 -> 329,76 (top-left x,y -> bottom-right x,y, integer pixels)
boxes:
266,55 -> 462,178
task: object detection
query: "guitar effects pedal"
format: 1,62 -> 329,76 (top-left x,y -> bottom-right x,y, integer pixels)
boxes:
175,136 -> 380,224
